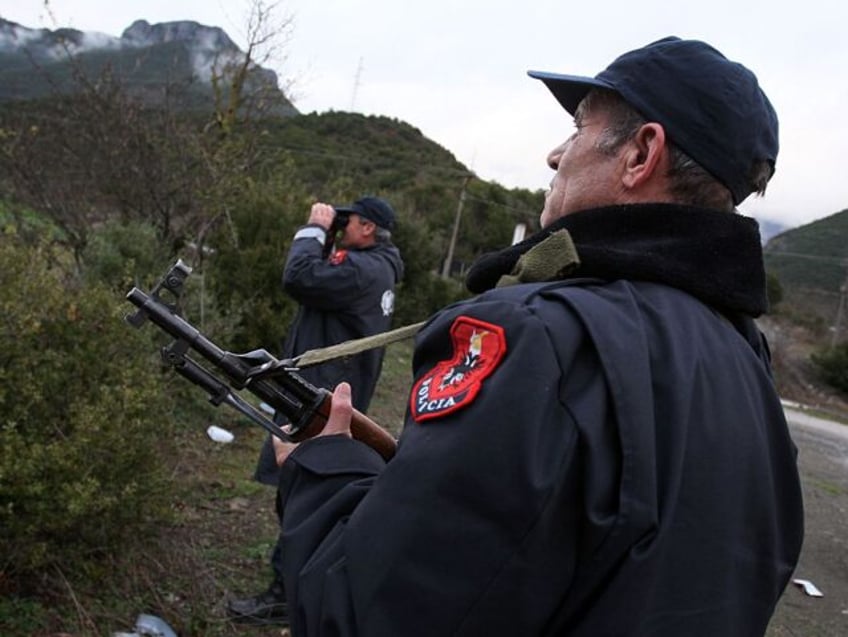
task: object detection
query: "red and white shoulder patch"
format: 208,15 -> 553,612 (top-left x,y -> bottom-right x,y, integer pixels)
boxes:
329,249 -> 348,265
410,316 -> 507,423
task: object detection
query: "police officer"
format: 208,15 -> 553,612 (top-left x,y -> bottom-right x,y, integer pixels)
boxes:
273,38 -> 803,636
227,196 -> 404,625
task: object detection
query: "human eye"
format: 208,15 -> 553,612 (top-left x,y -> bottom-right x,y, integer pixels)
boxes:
570,113 -> 587,136
567,119 -> 583,140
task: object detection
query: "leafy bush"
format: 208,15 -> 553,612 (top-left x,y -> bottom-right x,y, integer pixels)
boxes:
766,271 -> 784,311
81,218 -> 172,291
811,343 -> 848,394
0,233 -> 174,583
205,174 -> 310,352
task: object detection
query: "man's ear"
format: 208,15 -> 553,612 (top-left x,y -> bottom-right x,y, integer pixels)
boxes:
621,123 -> 667,190
362,220 -> 377,237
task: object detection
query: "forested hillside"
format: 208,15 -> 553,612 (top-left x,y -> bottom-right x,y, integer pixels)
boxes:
765,208 -> 848,292
764,209 -> 848,330
0,83 -> 543,345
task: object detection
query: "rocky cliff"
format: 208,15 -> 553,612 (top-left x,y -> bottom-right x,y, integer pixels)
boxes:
0,17 -> 295,115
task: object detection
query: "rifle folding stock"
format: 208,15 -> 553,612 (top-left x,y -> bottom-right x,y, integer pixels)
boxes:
125,260 -> 396,461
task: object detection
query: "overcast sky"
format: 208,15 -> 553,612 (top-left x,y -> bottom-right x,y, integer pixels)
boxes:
4,0 -> 847,229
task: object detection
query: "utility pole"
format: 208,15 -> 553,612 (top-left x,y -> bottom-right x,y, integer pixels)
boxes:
350,57 -> 364,111
511,223 -> 527,245
831,260 -> 848,347
442,175 -> 472,278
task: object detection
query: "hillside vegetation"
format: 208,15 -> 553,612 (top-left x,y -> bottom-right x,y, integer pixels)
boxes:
765,209 -> 848,293
764,209 -> 848,345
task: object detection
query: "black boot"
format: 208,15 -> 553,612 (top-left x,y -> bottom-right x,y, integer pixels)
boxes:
227,580 -> 289,626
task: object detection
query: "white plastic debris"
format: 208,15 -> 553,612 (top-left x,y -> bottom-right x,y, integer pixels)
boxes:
135,614 -> 178,637
260,401 -> 276,415
793,578 -> 824,597
112,613 -> 177,637
206,424 -> 235,443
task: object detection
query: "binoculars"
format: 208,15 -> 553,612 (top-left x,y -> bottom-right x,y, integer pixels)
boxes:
330,210 -> 351,233
322,210 -> 351,257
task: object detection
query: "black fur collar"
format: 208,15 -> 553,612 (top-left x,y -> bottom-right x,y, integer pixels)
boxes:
465,203 -> 768,317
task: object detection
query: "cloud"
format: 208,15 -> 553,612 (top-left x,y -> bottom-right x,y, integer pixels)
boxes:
0,24 -> 43,50
78,31 -> 121,52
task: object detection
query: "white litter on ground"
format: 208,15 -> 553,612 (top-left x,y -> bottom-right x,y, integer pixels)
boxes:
793,578 -> 824,597
206,424 -> 235,443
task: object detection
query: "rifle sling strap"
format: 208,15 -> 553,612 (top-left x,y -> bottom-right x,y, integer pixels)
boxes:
293,321 -> 427,368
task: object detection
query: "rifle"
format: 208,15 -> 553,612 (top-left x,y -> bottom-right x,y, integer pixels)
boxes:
125,259 -> 397,461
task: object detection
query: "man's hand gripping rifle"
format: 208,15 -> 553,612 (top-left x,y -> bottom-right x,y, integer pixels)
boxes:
125,260 -> 397,461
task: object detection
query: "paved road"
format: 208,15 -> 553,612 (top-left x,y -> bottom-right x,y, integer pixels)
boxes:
767,406 -> 848,636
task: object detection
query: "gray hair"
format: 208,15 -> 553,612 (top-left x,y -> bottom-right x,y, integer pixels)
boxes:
375,227 -> 392,243
579,88 -> 772,212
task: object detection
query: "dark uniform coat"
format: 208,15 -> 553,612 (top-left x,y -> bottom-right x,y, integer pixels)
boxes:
255,225 -> 404,486
276,204 -> 804,636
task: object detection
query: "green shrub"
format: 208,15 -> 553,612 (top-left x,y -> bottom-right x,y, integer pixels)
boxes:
81,218 -> 172,291
811,343 -> 848,394
205,175 -> 310,353
0,233 -> 174,582
766,271 -> 784,311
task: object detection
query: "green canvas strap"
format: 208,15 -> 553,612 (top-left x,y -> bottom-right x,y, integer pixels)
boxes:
293,321 -> 427,368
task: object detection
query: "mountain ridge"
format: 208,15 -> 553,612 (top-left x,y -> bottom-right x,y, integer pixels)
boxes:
0,17 -> 295,114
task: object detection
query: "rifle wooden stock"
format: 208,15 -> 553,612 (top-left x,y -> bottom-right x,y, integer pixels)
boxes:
348,409 -> 397,461
285,388 -> 397,461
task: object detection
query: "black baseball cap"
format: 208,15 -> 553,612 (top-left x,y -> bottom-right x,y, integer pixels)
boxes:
528,36 -> 778,205
334,196 -> 396,231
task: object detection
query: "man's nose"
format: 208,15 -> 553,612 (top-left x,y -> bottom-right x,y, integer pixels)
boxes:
547,143 -> 565,170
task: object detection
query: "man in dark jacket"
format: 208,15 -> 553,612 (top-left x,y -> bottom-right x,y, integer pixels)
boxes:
272,37 -> 803,636
227,196 -> 404,625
